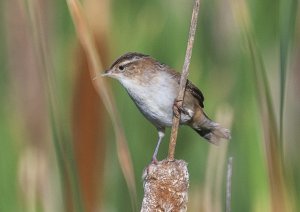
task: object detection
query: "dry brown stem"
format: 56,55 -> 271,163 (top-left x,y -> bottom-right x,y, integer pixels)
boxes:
168,0 -> 201,161
67,0 -> 138,209
141,1 -> 201,210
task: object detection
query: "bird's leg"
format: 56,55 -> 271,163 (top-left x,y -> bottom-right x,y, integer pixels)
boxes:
152,128 -> 165,164
173,99 -> 189,118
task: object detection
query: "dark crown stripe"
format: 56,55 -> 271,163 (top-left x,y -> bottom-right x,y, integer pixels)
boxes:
110,52 -> 149,69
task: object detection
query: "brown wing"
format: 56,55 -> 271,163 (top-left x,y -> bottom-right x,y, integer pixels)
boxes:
186,80 -> 205,108
162,66 -> 205,108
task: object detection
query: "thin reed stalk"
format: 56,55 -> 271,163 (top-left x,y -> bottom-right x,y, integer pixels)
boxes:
168,0 -> 201,161
66,0 -> 138,210
231,0 -> 290,211
24,0 -> 84,211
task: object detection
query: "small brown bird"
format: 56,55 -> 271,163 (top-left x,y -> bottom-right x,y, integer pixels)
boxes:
103,52 -> 230,162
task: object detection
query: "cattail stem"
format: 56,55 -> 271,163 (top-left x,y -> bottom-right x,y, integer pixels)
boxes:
168,0 -> 201,161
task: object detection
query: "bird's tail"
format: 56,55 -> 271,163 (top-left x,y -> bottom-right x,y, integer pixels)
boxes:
192,114 -> 231,145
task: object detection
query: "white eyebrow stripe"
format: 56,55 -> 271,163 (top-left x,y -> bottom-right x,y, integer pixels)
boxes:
119,57 -> 142,67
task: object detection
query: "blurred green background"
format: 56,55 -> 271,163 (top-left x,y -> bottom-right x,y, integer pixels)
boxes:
0,0 -> 299,211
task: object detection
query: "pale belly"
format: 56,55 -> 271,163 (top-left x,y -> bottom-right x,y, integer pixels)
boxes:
120,73 -> 193,128
129,85 -> 176,127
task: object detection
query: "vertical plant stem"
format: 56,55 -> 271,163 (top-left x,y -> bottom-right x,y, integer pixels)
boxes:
168,0 -> 201,161
279,0 -> 298,149
24,0 -> 84,211
226,157 -> 233,212
67,0 -> 138,210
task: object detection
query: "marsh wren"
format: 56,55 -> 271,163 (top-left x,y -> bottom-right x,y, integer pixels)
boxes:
103,52 -> 230,162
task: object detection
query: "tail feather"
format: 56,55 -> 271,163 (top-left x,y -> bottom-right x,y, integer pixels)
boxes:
193,118 -> 231,145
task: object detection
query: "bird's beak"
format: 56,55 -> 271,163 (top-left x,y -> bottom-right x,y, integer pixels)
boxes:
93,70 -> 111,80
101,69 -> 111,77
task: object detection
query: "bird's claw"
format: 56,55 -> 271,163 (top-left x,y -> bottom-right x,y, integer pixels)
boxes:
173,99 -> 189,118
151,157 -> 158,165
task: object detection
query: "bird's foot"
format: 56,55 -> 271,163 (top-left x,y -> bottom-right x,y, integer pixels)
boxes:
151,156 -> 159,165
173,99 -> 189,118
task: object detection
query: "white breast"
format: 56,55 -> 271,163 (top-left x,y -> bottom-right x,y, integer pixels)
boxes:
119,72 -> 192,127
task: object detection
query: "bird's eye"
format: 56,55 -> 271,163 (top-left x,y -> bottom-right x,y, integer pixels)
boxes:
118,65 -> 124,71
